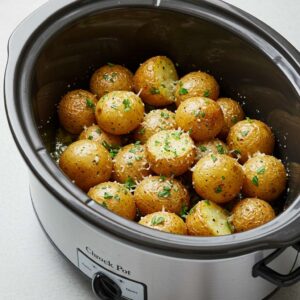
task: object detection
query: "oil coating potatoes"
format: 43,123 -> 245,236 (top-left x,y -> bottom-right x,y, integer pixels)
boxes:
227,119 -> 275,163
139,212 -> 187,235
90,64 -> 133,98
146,129 -> 196,176
88,182 -> 136,220
195,138 -> 229,161
134,109 -> 177,144
242,154 -> 287,201
113,143 -> 151,183
232,198 -> 275,232
192,154 -> 244,203
186,200 -> 232,236
175,97 -> 224,141
133,56 -> 178,106
59,140 -> 112,192
175,71 -> 220,106
96,91 -> 144,135
134,176 -> 190,216
58,89 -> 98,134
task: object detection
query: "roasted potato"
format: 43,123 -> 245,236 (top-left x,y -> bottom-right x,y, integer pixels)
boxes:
58,89 -> 98,134
133,56 -> 178,106
88,182 -> 136,220
146,129 -> 196,176
186,200 -> 232,236
175,97 -> 224,141
232,198 -> 275,232
96,91 -> 144,135
134,109 -> 177,144
175,71 -> 219,106
242,154 -> 287,201
192,154 -> 244,203
195,138 -> 230,161
134,176 -> 190,216
90,64 -> 133,98
217,98 -> 245,138
59,140 -> 112,191
227,119 -> 275,163
139,211 -> 187,235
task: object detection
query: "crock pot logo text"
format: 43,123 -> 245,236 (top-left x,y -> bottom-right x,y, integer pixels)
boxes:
86,246 -> 131,275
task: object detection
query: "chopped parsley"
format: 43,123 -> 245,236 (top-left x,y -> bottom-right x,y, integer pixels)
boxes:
204,200 -> 211,206
160,111 -> 169,119
211,154 -> 217,162
252,175 -> 259,186
158,186 -> 172,198
193,110 -> 205,118
135,155 -> 143,161
241,130 -> 249,137
124,177 -> 136,190
159,175 -> 166,182
246,117 -> 253,123
233,149 -> 241,155
101,141 -> 120,158
150,87 -> 160,95
221,175 -> 225,180
109,148 -> 119,158
88,135 -> 93,140
215,185 -> 222,193
257,166 -> 266,175
103,74 -> 110,81
155,140 -> 161,146
138,128 -> 145,135
114,194 -> 120,201
100,202 -> 108,208
171,131 -> 182,140
86,98 -> 95,110
199,145 -> 207,152
123,99 -> 131,112
203,90 -> 210,97
216,144 -> 225,154
179,87 -> 188,95
107,62 -> 115,67
103,192 -> 113,199
151,215 -> 165,226
180,204 -> 189,219
231,116 -> 238,124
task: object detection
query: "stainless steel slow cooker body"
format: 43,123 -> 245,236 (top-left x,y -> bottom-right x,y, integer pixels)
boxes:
4,0 -> 300,299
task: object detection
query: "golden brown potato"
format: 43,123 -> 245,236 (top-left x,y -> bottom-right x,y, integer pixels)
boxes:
58,89 -> 98,134
186,200 -> 232,236
232,198 -> 275,232
133,56 -> 178,106
134,109 -> 177,144
95,91 -> 144,135
134,176 -> 190,216
90,64 -> 133,98
139,211 -> 187,235
195,138 -> 230,161
227,119 -> 275,163
217,98 -> 245,138
242,154 -> 287,201
113,143 -> 151,183
175,97 -> 224,142
192,154 -> 244,204
59,140 -> 112,192
175,71 -> 219,106
88,182 -> 136,220
146,129 -> 196,176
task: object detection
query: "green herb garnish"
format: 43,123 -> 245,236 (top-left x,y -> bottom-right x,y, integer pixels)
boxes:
171,131 -> 182,140
160,111 -> 169,119
103,192 -> 113,199
138,128 -> 145,135
199,145 -> 207,152
86,98 -> 95,110
151,215 -> 165,226
158,186 -> 172,198
150,87 -> 160,95
252,175 -> 259,186
100,202 -> 108,208
114,194 -> 120,201
257,166 -> 266,175
88,135 -> 93,140
107,62 -> 115,67
179,87 -> 188,95
159,175 -> 166,181
180,204 -> 189,219
215,185 -> 222,193
216,144 -> 225,154
231,116 -> 238,124
241,130 -> 249,137
204,200 -> 211,206
211,154 -> 217,162
124,177 -> 136,190
203,90 -> 210,97
123,99 -> 131,112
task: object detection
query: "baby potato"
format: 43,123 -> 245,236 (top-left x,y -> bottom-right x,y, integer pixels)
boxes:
134,109 -> 177,144
195,138 -> 230,160
217,98 -> 245,138
146,129 -> 196,176
175,71 -> 219,106
175,97 -> 224,142
96,91 -> 144,135
58,89 -> 98,134
113,142 -> 151,183
139,211 -> 187,235
134,176 -> 190,216
242,154 -> 287,201
232,198 -> 275,232
186,200 -> 232,236
90,64 -> 133,98
227,119 -> 275,163
88,182 -> 136,220
133,56 -> 178,106
192,154 -> 244,204
59,140 -> 112,192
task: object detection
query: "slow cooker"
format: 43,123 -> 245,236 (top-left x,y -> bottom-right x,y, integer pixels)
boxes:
4,0 -> 300,299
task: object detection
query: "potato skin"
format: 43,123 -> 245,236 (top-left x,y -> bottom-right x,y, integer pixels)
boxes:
96,91 -> 144,135
227,119 -> 275,163
113,143 -> 151,183
175,97 -> 224,141
134,176 -> 190,216
146,129 -> 196,176
133,56 -> 178,106
232,198 -> 275,232
195,138 -> 230,161
134,109 -> 177,144
192,154 -> 244,203
88,182 -> 136,220
175,71 -> 219,106
217,98 -> 245,138
59,140 -> 112,191
58,89 -> 98,134
139,211 -> 187,235
242,154 -> 287,201
90,64 -> 133,98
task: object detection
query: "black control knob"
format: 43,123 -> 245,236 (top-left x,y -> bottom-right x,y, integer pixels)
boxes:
92,272 -> 122,300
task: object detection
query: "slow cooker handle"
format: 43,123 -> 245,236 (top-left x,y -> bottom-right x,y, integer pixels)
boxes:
253,243 -> 300,287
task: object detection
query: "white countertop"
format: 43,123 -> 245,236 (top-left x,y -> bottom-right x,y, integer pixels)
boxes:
0,0 -> 299,299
